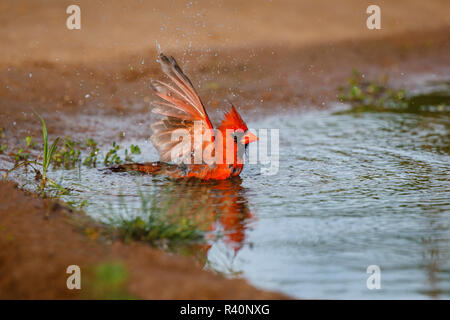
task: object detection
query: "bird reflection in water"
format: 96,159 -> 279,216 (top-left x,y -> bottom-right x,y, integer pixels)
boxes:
155,176 -> 254,271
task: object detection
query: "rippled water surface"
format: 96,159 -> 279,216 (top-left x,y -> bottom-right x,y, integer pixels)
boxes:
4,100 -> 450,299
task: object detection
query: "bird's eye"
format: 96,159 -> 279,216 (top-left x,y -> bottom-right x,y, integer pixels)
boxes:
233,134 -> 238,143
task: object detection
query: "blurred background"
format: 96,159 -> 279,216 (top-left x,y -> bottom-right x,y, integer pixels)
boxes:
1,0 -> 449,62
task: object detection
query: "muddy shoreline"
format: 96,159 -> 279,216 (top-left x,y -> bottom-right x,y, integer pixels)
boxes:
0,180 -> 291,299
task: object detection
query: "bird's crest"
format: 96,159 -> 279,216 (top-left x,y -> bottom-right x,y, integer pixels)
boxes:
219,105 -> 248,132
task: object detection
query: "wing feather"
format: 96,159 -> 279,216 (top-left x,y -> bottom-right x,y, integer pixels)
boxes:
150,54 -> 215,164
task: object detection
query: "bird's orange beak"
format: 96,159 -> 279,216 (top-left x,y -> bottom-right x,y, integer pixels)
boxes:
241,131 -> 258,145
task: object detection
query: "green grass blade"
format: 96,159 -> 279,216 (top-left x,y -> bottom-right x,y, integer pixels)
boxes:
34,111 -> 48,165
48,137 -> 60,168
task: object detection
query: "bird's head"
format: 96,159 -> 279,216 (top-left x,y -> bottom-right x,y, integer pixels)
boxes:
218,105 -> 258,147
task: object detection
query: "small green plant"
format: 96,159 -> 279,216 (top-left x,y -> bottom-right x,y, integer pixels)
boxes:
84,262 -> 135,299
125,144 -> 141,162
6,136 -> 35,164
12,148 -> 30,163
104,142 -> 143,165
118,212 -> 204,245
337,69 -> 408,112
337,71 -> 449,114
130,144 -> 141,155
83,138 -> 99,167
34,111 -> 60,192
52,136 -> 81,169
66,199 -> 88,210
3,115 -> 146,197
104,142 -> 122,165
106,184 -> 213,247
25,136 -> 35,148
124,149 -> 131,162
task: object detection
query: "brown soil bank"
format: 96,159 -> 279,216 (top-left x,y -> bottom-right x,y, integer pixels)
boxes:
0,181 -> 287,299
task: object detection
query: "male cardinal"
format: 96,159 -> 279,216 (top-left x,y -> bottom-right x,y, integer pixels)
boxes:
111,53 -> 258,180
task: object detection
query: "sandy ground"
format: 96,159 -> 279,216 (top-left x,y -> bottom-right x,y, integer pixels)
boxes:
1,0 -> 449,63
0,0 -> 449,299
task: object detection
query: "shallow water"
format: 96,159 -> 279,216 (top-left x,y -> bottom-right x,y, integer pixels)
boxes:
3,91 -> 450,299
217,109 -> 449,299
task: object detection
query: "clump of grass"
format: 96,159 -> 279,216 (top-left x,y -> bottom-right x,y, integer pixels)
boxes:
337,70 -> 450,114
124,144 -> 141,163
2,113 -> 69,196
104,141 -> 122,165
1,132 -> 36,178
83,138 -> 99,167
51,136 -> 81,169
49,136 -> 101,169
104,142 -> 142,165
106,183 -> 214,247
2,114 -> 142,198
49,137 -> 139,168
130,144 -> 141,154
12,147 -> 31,163
84,262 -> 135,300
124,144 -> 141,162
337,69 -> 408,112
7,136 -> 35,164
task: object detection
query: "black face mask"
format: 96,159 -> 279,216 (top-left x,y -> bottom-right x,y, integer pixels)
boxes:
233,131 -> 247,160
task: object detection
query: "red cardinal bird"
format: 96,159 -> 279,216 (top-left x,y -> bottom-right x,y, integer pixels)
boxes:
111,53 -> 258,180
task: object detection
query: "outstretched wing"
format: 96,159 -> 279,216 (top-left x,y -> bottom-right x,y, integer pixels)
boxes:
150,54 -> 215,164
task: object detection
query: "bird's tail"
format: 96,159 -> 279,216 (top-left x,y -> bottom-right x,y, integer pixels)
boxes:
108,161 -> 164,174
